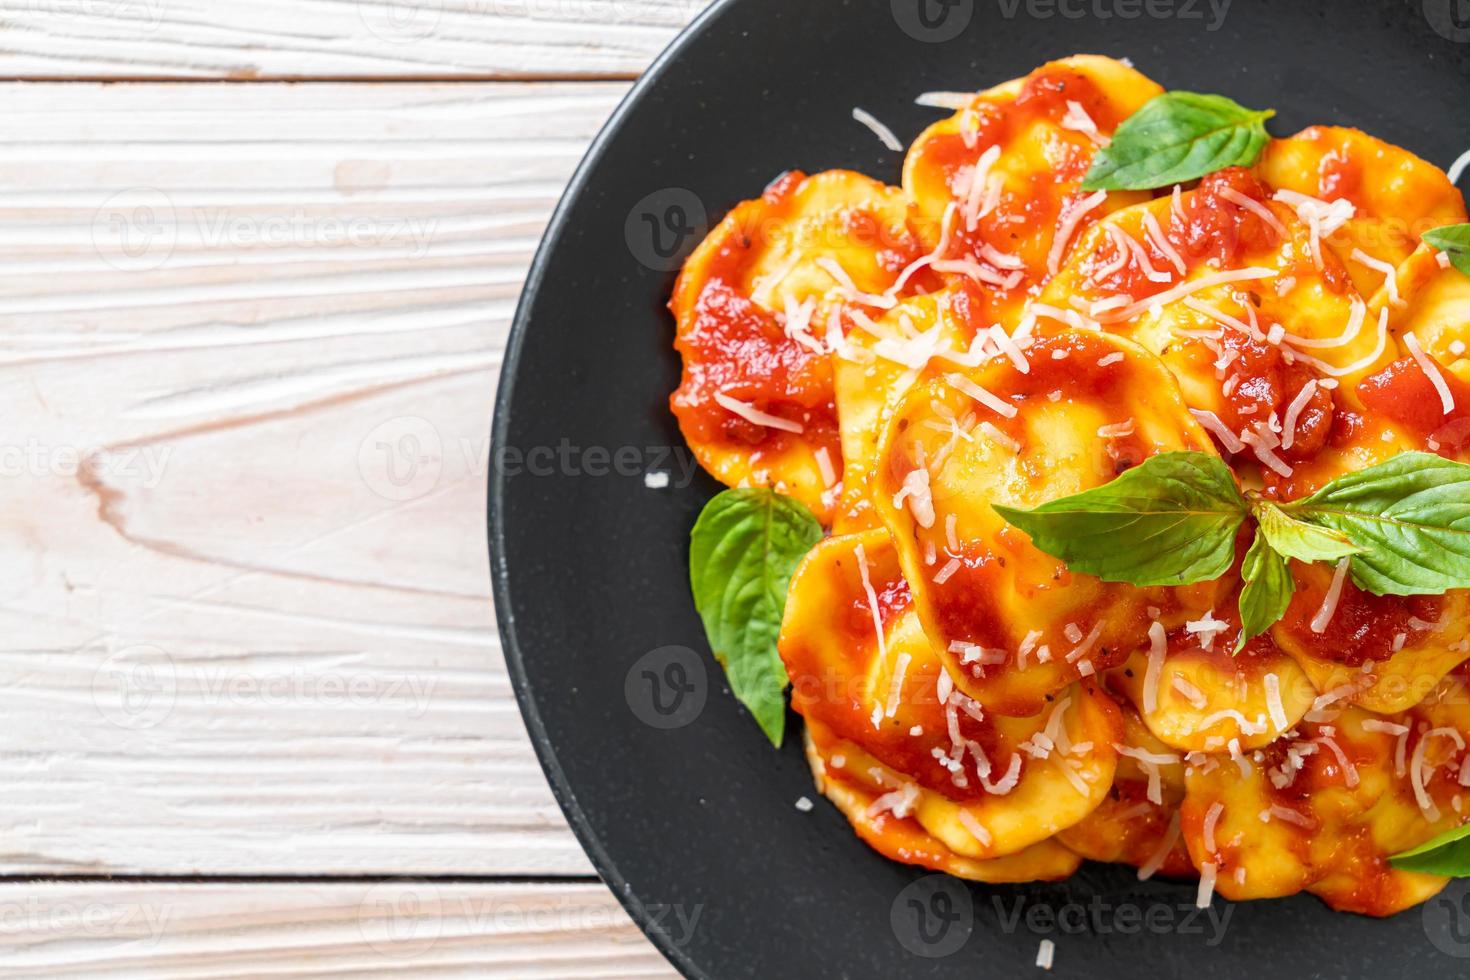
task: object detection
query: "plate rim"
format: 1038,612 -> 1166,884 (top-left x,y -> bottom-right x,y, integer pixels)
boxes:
488,2 -> 739,976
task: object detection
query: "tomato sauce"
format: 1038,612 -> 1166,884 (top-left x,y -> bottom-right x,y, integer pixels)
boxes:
1278,574 -> 1443,668
1358,355 -> 1470,447
914,69 -> 1123,310
1216,326 -> 1336,459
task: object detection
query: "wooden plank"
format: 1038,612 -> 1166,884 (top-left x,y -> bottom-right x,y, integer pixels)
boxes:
0,80 -> 633,875
0,882 -> 678,977
0,0 -> 710,79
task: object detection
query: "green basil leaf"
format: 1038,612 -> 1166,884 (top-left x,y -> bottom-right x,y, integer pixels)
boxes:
1253,500 -> 1364,563
689,488 -> 822,746
1285,452 -> 1470,596
1389,823 -> 1470,876
993,452 -> 1247,587
1236,532 -> 1294,654
1425,224 -> 1470,278
1081,92 -> 1275,191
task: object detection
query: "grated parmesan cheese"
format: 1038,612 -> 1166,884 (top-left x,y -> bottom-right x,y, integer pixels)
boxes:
1036,939 -> 1055,970
1047,191 -> 1110,276
947,373 -> 1017,418
1264,673 -> 1289,732
1351,248 -> 1404,306
1061,100 -> 1107,146
1310,558 -> 1352,634
1143,621 -> 1167,715
851,106 -> 904,151
714,392 -> 804,433
1405,331 -> 1455,416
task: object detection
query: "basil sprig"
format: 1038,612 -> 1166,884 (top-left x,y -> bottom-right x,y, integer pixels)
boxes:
1390,823 -> 1470,876
992,453 -> 1244,587
689,488 -> 822,746
1082,92 -> 1275,191
995,451 -> 1470,653
1425,224 -> 1470,278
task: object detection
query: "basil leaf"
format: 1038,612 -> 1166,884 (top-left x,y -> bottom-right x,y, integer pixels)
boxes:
993,452 -> 1247,587
1236,532 -> 1294,654
1389,823 -> 1470,876
1425,224 -> 1470,278
1285,452 -> 1470,596
1253,500 -> 1363,563
689,488 -> 822,746
1082,92 -> 1275,191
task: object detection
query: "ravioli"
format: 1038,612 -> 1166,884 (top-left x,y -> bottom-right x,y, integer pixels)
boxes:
1056,706 -> 1195,878
1271,563 -> 1470,715
1259,126 -> 1467,299
671,169 -> 938,520
903,55 -> 1161,325
830,285 -> 986,533
780,529 -> 1121,858
1108,617 -> 1317,753
871,330 -> 1225,716
1038,169 -> 1385,467
805,723 -> 1085,883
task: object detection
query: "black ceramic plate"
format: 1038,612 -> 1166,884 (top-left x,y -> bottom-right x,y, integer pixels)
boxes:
491,1 -> 1470,975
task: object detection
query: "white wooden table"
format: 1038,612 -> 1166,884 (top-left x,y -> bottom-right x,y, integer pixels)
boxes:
0,1 -> 710,973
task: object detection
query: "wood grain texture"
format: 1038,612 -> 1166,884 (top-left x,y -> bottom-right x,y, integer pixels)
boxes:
0,80 -> 634,875
0,882 -> 679,977
0,0 -> 710,79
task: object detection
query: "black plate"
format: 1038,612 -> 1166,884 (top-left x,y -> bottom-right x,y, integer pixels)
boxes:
491,1 -> 1470,975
